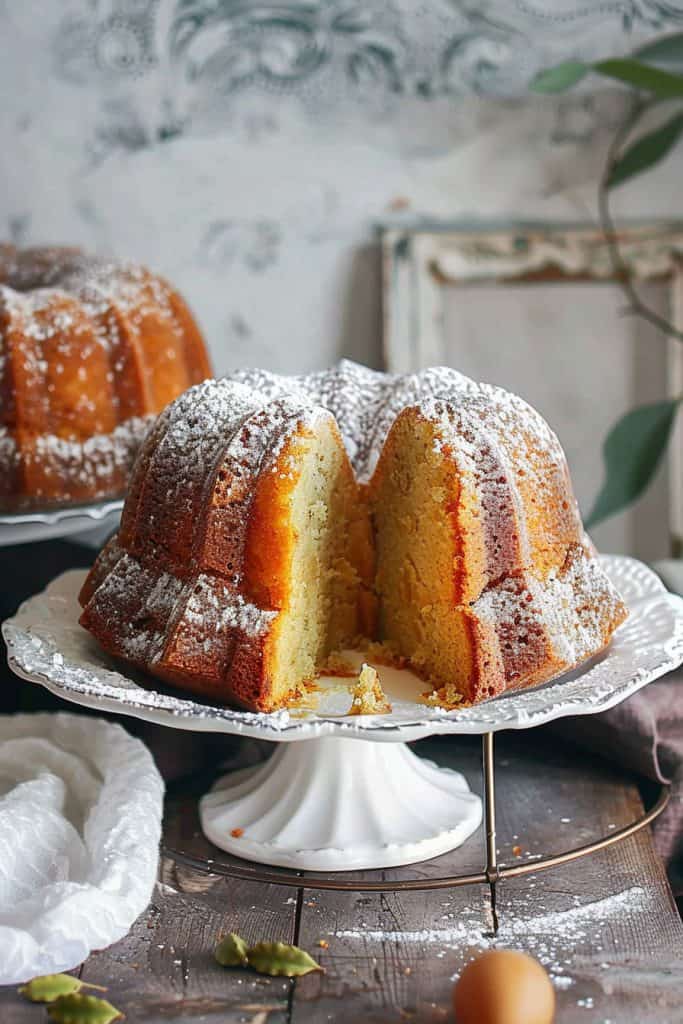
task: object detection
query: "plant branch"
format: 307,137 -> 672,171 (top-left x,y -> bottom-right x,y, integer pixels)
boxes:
597,96 -> 683,343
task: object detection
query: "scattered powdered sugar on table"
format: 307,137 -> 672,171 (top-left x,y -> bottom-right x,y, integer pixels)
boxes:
332,885 -> 649,988
501,885 -> 647,937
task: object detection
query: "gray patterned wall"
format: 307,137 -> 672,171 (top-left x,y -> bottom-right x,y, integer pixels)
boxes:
1,1 -> 682,373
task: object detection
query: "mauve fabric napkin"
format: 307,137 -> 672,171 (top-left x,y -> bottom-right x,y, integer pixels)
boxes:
555,562 -> 683,900
555,669 -> 683,899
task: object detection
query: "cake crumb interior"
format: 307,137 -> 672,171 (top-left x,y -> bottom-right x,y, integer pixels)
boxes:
255,408 -> 476,706
369,411 -> 474,697
258,416 -> 367,706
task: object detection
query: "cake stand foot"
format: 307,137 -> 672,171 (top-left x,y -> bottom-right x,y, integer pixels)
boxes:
199,736 -> 483,871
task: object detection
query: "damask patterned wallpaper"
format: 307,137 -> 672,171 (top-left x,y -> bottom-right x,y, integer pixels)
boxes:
1,0 -> 682,372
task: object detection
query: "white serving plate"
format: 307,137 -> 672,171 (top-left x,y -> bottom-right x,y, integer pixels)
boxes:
3,556 -> 682,743
0,500 -> 123,547
3,555 -> 682,870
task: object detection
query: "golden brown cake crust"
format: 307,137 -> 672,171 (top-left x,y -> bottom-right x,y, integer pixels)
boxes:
79,383 -> 337,710
0,244 -> 211,510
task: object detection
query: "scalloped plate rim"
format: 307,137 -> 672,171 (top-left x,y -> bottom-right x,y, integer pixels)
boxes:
3,555 -> 683,743
0,498 -> 124,547
0,497 -> 124,526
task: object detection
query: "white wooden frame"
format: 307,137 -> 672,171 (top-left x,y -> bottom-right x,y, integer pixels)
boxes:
382,223 -> 683,555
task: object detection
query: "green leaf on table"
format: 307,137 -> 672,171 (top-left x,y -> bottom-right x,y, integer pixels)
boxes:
607,111 -> 683,186
19,974 -> 83,1002
593,58 -> 683,96
247,941 -> 323,977
47,993 -> 123,1024
586,398 -> 681,528
214,932 -> 249,967
635,32 -> 683,68
530,60 -> 588,93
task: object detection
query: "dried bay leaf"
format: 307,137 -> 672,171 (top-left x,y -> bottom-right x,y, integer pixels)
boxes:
214,932 -> 249,967
19,974 -> 83,1002
247,941 -> 323,977
47,992 -> 123,1023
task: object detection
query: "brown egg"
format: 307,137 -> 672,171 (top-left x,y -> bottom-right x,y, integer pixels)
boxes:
453,949 -> 555,1024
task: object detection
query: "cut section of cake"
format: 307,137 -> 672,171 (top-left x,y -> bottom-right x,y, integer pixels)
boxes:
78,361 -> 627,711
369,400 -> 625,705
79,378 -> 373,711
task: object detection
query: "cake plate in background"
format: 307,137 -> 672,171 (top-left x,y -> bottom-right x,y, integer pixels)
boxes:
0,499 -> 123,547
3,556 -> 682,887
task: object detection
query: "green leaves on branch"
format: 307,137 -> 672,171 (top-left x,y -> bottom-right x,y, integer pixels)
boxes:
530,60 -> 588,93
214,934 -> 323,977
586,398 -> 681,528
593,58 -> 683,96
531,55 -> 683,97
607,111 -> 683,186
634,32 -> 683,67
531,34 -> 683,525
532,42 -> 683,200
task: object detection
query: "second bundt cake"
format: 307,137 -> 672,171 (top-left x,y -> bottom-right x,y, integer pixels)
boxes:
0,245 -> 212,510
78,361 -> 627,712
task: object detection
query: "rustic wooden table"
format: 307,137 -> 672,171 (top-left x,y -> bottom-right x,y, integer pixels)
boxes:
1,542 -> 682,1022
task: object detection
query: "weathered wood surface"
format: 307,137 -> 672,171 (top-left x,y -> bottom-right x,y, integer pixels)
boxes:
1,731 -> 682,1022
290,734 -> 683,1023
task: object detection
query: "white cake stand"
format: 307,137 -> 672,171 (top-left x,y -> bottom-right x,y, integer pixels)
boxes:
0,499 -> 123,547
3,556 -> 683,884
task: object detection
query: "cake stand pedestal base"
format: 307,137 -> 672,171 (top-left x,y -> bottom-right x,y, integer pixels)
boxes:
199,736 -> 483,870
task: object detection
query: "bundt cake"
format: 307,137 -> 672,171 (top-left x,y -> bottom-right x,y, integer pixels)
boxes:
78,360 -> 628,712
0,245 -> 212,510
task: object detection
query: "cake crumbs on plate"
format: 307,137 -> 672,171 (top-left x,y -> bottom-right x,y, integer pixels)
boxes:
285,678 -> 322,715
230,827 -> 244,838
363,640 -> 408,670
425,686 -> 467,710
347,663 -> 392,715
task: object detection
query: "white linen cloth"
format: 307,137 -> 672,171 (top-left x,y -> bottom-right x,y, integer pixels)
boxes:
0,712 -> 164,984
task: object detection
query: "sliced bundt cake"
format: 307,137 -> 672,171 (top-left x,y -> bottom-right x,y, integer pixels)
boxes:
78,361 -> 627,711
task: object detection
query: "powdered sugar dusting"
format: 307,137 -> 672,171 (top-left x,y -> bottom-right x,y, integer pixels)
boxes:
333,885 -> 650,984
475,543 -> 624,667
185,574 -> 276,636
229,360 -> 565,487
130,377 -> 327,530
0,416 -> 153,502
0,246 -> 180,327
88,550 -> 185,664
